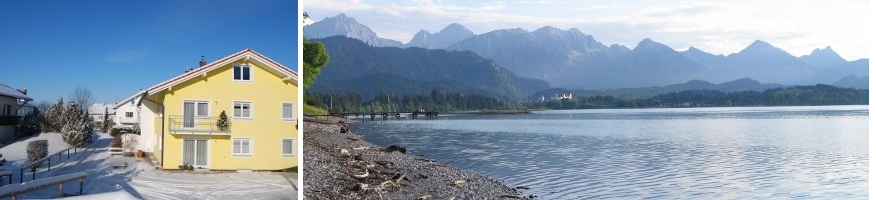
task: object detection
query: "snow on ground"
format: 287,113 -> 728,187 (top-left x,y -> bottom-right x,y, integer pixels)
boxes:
0,131 -> 297,199
0,132 -> 71,167
59,190 -> 139,200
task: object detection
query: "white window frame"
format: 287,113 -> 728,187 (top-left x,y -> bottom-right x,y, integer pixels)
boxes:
281,102 -> 295,121
232,101 -> 254,120
180,137 -> 211,168
126,112 -> 134,118
232,64 -> 253,82
232,138 -> 253,157
281,138 -> 295,157
182,99 -> 211,118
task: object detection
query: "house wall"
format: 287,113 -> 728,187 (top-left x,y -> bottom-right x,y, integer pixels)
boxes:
140,97 -> 161,156
0,96 -> 19,144
158,61 -> 297,170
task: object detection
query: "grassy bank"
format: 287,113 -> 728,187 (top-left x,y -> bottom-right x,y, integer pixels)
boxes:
304,104 -> 329,115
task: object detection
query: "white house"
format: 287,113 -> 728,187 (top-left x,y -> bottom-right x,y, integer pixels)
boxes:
112,90 -> 143,128
0,83 -> 32,145
115,90 -> 152,152
88,103 -> 116,126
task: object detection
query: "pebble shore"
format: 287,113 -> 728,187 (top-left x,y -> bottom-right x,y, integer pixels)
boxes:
303,117 -> 526,199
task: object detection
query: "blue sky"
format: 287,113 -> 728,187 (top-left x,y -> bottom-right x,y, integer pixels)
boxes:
1,0 -> 296,104
303,0 -> 868,60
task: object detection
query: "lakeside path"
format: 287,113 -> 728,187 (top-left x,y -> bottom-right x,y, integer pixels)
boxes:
303,117 -> 526,199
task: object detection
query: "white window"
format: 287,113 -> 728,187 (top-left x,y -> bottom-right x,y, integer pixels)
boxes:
126,112 -> 134,118
233,65 -> 252,81
232,138 -> 252,156
196,102 -> 209,117
2,104 -> 10,116
281,103 -> 295,121
282,139 -> 294,157
233,101 -> 253,119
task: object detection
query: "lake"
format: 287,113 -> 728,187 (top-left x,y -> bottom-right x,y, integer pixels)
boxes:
352,105 -> 869,199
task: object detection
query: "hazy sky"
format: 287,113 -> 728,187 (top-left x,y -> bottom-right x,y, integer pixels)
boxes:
1,0 -> 296,104
303,0 -> 869,60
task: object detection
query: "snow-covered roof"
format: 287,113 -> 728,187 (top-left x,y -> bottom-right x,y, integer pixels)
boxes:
113,90 -> 145,109
146,48 -> 298,95
89,103 -> 117,115
0,83 -> 32,101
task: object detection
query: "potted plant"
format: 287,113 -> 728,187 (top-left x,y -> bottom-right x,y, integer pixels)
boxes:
178,163 -> 194,171
216,110 -> 230,131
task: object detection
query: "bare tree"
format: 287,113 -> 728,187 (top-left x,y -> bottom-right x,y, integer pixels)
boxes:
35,100 -> 51,114
68,86 -> 95,112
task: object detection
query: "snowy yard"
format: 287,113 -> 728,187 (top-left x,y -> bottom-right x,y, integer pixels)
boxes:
0,132 -> 296,199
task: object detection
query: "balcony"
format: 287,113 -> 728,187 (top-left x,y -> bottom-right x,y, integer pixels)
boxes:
117,117 -> 139,125
168,115 -> 231,136
0,116 -> 21,126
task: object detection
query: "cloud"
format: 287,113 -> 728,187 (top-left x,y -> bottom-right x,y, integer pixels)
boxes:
105,49 -> 145,63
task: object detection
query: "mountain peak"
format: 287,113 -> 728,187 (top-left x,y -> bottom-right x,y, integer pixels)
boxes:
305,13 -> 404,47
534,26 -> 562,33
438,23 -> 474,35
733,39 -> 793,58
747,40 -> 775,49
634,38 -> 662,49
799,46 -> 847,67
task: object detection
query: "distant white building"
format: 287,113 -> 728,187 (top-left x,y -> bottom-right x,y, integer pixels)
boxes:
112,90 -> 144,128
88,103 -> 116,127
551,93 -> 573,101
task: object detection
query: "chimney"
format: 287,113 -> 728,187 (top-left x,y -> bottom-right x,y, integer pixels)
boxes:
199,56 -> 207,67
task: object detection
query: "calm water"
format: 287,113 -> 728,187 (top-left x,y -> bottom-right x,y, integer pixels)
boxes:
352,106 -> 869,199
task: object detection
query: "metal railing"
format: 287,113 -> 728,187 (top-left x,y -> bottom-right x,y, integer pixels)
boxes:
0,172 -> 87,199
168,115 -> 231,135
117,117 -> 139,125
19,140 -> 90,183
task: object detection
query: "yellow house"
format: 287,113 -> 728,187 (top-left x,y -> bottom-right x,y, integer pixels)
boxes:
138,49 -> 298,171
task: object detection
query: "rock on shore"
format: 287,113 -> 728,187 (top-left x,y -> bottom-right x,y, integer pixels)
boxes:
303,117 -> 525,199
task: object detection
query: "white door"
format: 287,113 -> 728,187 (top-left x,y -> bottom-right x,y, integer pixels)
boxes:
183,139 -> 209,168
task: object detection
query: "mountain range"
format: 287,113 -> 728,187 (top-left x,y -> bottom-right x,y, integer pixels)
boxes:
306,36 -> 548,100
304,13 -> 869,94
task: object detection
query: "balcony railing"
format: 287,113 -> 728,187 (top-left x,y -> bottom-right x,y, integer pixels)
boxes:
168,115 -> 231,136
0,116 -> 21,126
117,117 -> 139,125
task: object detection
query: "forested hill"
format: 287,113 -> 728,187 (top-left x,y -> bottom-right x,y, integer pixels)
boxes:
307,36 -> 549,100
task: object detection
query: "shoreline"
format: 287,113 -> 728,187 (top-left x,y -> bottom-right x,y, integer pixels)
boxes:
303,117 -> 527,199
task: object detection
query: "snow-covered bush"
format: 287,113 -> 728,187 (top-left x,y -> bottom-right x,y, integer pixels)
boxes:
111,134 -> 122,148
20,109 -> 43,136
40,98 -> 65,133
110,127 -> 139,137
27,140 -> 48,170
61,101 -> 94,146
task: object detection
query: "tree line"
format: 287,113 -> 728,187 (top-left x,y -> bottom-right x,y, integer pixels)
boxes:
306,89 -> 522,113
528,84 -> 868,109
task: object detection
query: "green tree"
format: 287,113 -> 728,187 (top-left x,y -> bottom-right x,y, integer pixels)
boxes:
303,37 -> 330,88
